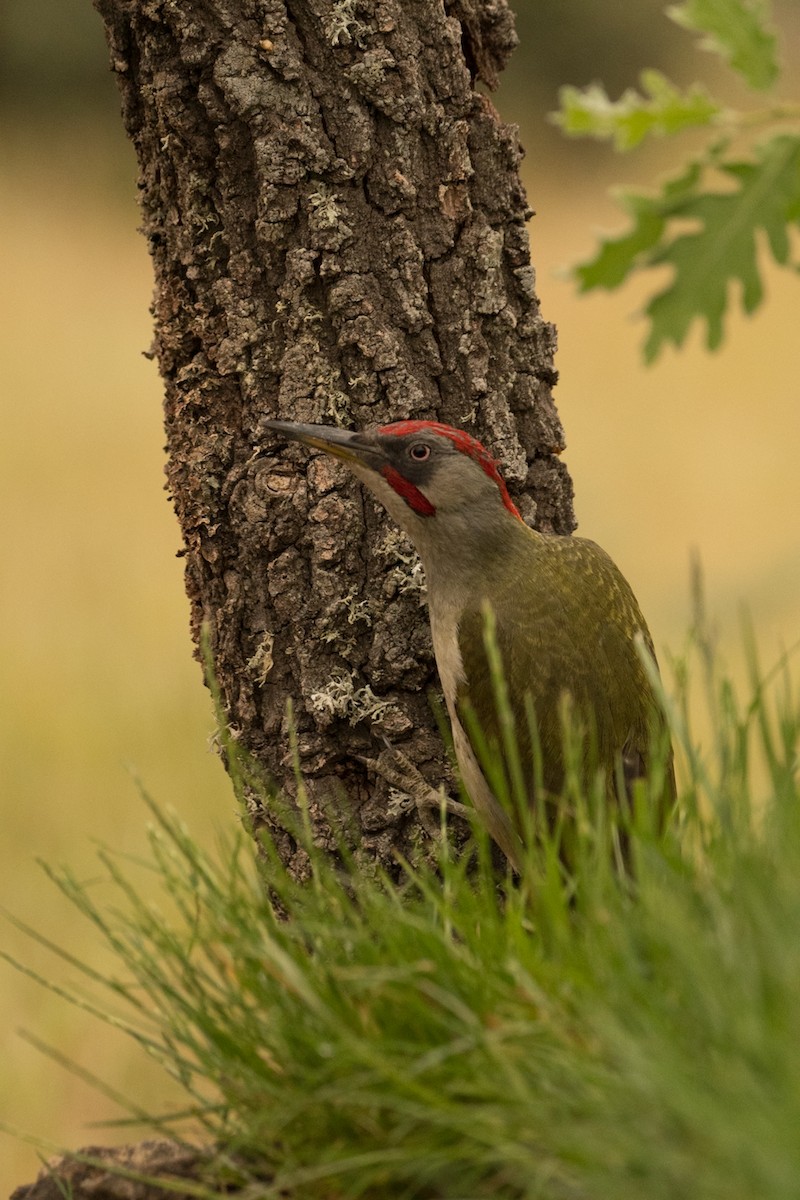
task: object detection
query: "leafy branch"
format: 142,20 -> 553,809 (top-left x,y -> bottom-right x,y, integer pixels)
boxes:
552,0 -> 800,361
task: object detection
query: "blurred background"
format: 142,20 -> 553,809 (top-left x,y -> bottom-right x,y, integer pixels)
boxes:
1,0 -> 798,1191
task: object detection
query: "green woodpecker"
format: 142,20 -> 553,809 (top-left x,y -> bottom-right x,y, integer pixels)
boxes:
265,419 -> 673,870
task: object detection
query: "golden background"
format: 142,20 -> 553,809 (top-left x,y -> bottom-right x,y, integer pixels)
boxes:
1,1 -> 798,1190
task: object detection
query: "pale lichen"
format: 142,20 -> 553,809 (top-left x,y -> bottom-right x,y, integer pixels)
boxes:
325,0 -> 369,48
319,591 -> 372,647
377,528 -> 427,603
309,671 -> 396,726
247,632 -> 275,685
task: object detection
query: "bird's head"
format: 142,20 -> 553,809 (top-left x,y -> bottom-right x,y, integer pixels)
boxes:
264,419 -> 522,548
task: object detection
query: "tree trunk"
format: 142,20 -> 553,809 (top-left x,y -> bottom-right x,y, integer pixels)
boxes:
93,0 -> 574,878
10,3 -> 576,1195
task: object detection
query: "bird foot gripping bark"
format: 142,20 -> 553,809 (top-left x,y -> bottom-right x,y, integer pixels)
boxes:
361,743 -> 472,838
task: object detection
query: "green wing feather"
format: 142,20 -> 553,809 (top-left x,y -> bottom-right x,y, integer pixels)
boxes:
456,530 -> 673,807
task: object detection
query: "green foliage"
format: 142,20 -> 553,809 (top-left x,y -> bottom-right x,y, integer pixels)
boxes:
554,71 -> 721,151
668,0 -> 779,90
553,0 -> 800,360
578,135 -> 800,360
4,624 -> 800,1198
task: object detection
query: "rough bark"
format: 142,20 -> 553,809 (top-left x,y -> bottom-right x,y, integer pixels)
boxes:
9,3 -> 576,1195
10,1143 -> 211,1200
92,0 -> 574,877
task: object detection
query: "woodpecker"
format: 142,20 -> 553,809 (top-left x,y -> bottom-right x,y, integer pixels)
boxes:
265,418 -> 673,871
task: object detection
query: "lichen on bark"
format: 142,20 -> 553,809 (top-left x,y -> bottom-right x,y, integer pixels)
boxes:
93,0 -> 574,879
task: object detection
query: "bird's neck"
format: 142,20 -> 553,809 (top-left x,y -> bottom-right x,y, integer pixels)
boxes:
416,508 -> 541,619
409,510 -> 539,721
354,462 -> 541,615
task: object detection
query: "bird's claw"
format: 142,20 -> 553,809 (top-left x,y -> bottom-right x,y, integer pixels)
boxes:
360,745 -> 471,836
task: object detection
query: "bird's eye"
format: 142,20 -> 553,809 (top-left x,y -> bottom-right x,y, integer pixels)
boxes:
409,443 -> 431,462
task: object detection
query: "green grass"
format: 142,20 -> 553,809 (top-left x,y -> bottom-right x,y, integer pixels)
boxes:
4,621 -> 800,1199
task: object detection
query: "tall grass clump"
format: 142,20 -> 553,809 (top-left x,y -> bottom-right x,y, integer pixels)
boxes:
4,621 -> 800,1199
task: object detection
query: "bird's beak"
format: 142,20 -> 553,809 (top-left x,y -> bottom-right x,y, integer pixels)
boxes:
263,420 -> 381,469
